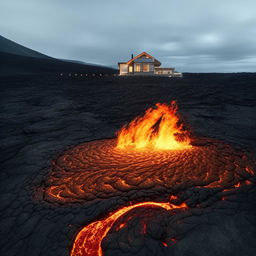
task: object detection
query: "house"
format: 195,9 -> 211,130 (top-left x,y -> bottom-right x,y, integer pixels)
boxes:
118,52 -> 182,77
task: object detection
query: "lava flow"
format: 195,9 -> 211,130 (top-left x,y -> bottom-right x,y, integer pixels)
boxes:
41,101 -> 255,256
71,201 -> 187,256
117,101 -> 191,150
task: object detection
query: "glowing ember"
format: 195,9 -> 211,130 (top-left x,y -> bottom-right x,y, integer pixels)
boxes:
116,101 -> 191,150
71,201 -> 187,256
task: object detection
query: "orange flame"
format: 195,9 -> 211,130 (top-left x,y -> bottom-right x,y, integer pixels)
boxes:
116,101 -> 191,150
71,201 -> 187,256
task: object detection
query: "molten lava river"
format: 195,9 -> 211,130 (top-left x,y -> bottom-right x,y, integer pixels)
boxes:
42,102 -> 255,256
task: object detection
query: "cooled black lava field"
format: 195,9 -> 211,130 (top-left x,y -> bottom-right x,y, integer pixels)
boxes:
1,73 -> 256,256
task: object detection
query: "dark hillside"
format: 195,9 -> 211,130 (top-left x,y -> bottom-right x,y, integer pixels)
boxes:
0,52 -> 116,76
0,35 -> 50,58
0,35 -> 117,76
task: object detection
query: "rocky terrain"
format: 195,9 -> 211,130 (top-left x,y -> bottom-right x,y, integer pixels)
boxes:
1,73 -> 256,256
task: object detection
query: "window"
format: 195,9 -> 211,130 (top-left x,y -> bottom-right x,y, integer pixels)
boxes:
135,64 -> 141,72
120,64 -> 128,74
129,66 -> 133,73
143,64 -> 149,72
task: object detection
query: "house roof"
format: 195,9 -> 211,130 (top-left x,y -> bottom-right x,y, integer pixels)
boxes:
126,52 -> 161,66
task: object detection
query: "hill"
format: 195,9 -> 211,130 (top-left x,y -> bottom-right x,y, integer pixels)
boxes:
0,35 -> 50,59
0,35 -> 116,75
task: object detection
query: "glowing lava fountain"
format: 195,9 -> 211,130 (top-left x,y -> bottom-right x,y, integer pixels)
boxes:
71,201 -> 187,256
117,101 -> 191,150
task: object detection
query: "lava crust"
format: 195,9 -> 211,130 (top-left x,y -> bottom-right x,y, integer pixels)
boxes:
43,137 -> 255,203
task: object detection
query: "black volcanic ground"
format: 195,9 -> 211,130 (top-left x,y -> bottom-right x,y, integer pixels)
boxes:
1,73 -> 256,256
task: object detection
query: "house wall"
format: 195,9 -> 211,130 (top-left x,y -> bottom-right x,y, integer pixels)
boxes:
134,57 -> 155,63
149,64 -> 154,72
155,68 -> 174,75
133,63 -> 154,75
133,57 -> 155,75
119,64 -> 128,75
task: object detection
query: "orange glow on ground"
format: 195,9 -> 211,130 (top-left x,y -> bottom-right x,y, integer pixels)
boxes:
162,242 -> 168,247
71,201 -> 187,256
44,137 -> 255,204
116,101 -> 191,150
41,101 -> 256,256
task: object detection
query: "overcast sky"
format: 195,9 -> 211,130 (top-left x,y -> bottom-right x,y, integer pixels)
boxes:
0,0 -> 256,72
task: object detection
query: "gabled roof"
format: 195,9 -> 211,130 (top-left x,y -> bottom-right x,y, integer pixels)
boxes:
126,52 -> 161,66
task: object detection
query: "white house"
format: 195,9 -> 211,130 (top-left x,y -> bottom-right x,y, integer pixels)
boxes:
118,52 -> 182,77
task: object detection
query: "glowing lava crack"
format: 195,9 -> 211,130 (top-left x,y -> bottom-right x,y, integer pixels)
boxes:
44,138 -> 255,203
71,201 -> 187,256
41,102 -> 256,256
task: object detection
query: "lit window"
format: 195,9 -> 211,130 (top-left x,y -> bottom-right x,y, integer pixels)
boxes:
143,64 -> 149,72
129,66 -> 133,73
135,64 -> 141,72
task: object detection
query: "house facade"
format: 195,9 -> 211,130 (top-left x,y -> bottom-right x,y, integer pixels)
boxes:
118,52 -> 182,77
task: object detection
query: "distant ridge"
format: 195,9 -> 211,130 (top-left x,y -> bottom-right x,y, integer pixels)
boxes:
0,35 -> 116,76
0,35 -> 51,59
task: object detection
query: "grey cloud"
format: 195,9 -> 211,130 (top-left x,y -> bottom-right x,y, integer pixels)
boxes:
0,0 -> 255,72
